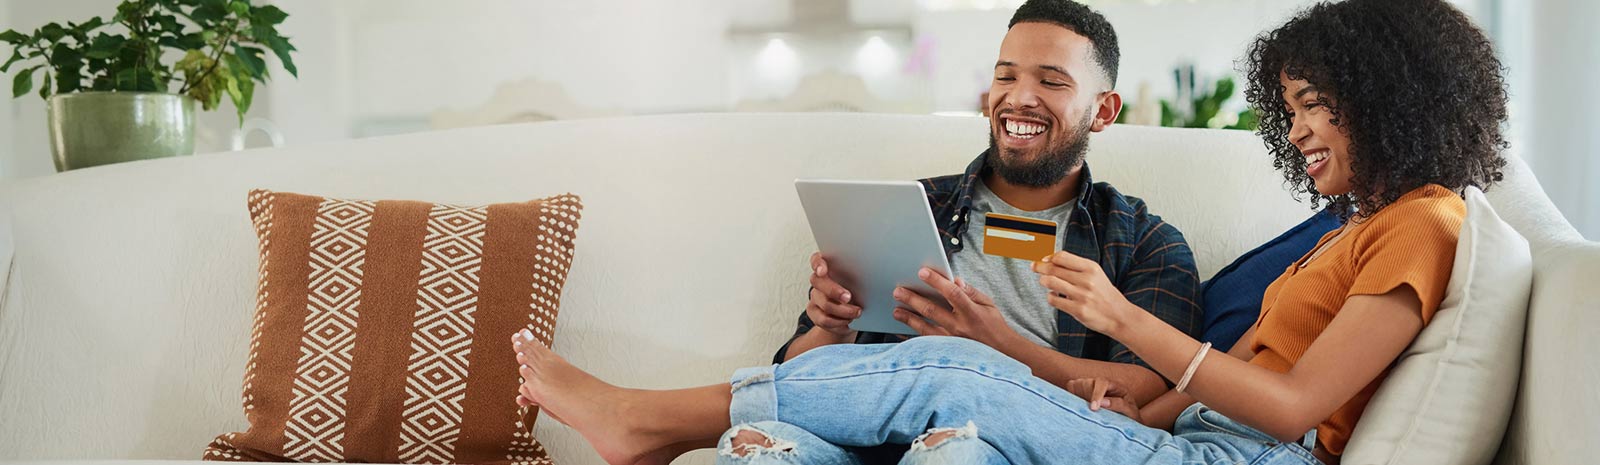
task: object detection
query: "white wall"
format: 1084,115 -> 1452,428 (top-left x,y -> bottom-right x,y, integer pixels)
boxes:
913,0 -> 1322,113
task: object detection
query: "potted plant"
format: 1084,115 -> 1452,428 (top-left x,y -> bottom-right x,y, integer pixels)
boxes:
1,0 -> 297,172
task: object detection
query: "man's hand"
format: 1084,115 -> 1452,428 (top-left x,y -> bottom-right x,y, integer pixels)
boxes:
807,252 -> 862,339
1066,378 -> 1143,423
1032,251 -> 1141,336
891,267 -> 1022,350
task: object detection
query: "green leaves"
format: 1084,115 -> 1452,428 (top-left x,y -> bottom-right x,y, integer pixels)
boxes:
266,36 -> 296,77
86,33 -> 124,59
1,50 -> 23,72
39,23 -> 67,42
3,0 -> 299,126
0,30 -> 28,44
251,5 -> 288,25
39,71 -> 53,99
1154,75 -> 1258,131
232,44 -> 266,80
223,52 -> 254,122
13,65 -> 40,98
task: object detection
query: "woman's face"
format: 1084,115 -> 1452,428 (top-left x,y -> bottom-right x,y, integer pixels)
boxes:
1281,72 -> 1354,196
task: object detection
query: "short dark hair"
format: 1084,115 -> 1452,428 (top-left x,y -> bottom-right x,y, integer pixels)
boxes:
1242,0 -> 1507,220
1008,0 -> 1121,87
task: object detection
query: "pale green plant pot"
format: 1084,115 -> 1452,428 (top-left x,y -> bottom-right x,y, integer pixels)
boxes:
47,92 -> 196,172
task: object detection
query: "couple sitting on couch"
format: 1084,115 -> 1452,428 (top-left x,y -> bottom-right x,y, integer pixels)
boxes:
510,0 -> 1511,464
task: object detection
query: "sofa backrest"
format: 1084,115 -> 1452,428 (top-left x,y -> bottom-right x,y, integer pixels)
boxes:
0,114 -> 1590,464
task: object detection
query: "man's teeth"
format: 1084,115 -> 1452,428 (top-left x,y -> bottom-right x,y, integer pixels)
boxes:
1005,120 -> 1046,136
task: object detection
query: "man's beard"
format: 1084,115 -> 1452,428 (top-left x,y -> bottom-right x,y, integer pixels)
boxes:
987,111 -> 1092,188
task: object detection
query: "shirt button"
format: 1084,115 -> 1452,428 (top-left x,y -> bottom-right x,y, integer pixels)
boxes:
951,237 -> 960,246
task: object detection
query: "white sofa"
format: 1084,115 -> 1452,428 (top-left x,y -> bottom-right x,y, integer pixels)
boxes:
0,114 -> 1594,465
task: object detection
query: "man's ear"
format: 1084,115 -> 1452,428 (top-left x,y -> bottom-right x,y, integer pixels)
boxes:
1090,90 -> 1122,132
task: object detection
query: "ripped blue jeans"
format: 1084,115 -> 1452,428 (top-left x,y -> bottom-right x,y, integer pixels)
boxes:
715,336 -> 1322,465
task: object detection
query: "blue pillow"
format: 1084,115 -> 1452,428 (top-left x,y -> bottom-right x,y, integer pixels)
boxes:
1200,209 -> 1341,351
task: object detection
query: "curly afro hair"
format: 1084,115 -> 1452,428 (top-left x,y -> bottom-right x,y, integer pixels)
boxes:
1242,0 -> 1508,220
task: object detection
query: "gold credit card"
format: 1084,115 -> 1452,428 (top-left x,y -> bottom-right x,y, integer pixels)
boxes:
983,212 -> 1057,261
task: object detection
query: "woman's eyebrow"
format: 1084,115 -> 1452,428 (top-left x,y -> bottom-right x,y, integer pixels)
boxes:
1292,85 -> 1320,100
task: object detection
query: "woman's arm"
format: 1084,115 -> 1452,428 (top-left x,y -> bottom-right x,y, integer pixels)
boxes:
1115,287 -> 1423,440
1116,326 -> 1260,430
1036,252 -> 1425,441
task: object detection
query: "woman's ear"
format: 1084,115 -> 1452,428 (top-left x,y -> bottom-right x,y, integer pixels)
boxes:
1091,90 -> 1122,132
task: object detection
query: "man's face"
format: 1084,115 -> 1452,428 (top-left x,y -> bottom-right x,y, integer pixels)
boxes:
986,22 -> 1111,188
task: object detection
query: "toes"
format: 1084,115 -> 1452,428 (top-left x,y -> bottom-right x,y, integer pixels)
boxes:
520,364 -> 536,379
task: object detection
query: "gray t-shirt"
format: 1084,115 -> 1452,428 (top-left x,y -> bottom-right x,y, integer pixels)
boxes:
950,180 -> 1074,347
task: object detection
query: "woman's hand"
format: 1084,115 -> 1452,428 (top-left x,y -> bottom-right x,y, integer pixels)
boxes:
1032,251 -> 1141,336
1066,378 -> 1142,423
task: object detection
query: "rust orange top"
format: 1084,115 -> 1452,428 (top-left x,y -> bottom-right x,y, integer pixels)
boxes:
1247,184 -> 1464,456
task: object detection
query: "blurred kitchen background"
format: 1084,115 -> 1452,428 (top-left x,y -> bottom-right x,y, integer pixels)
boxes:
2,0 -> 1594,239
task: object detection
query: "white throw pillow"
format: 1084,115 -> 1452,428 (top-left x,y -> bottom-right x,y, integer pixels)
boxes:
1342,186 -> 1532,465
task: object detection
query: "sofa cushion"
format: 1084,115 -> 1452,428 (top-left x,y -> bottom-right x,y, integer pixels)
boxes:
1199,208 -> 1341,351
204,189 -> 582,464
1343,186 -> 1531,465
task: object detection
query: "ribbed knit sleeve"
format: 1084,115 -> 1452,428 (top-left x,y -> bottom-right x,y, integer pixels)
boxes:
1345,184 -> 1464,322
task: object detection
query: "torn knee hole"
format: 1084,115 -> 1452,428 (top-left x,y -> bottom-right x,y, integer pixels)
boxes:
722,426 -> 797,458
919,430 -> 960,448
910,421 -> 979,452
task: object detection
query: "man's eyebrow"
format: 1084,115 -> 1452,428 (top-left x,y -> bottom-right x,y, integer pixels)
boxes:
1039,65 -> 1072,77
993,61 -> 1076,81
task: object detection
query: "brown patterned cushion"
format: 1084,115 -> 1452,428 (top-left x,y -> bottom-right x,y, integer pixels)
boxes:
205,190 -> 582,464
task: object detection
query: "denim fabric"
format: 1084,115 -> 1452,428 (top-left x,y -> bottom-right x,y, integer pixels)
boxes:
733,337 -> 1323,465
714,420 -> 1006,465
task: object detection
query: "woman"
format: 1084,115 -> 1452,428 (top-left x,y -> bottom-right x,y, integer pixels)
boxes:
509,0 -> 1510,463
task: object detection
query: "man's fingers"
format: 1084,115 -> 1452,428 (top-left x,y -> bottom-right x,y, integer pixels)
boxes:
820,300 -> 862,320
893,308 -> 947,336
894,287 -> 955,328
959,279 -> 999,307
1066,378 -> 1090,399
1046,251 -> 1097,272
811,253 -> 825,276
920,268 -> 974,311
1090,379 -> 1110,409
1104,379 -> 1128,398
807,303 -> 853,331
809,275 -> 852,304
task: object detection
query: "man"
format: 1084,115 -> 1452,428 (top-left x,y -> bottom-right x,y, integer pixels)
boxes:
777,0 -> 1199,421
705,1 -> 1203,462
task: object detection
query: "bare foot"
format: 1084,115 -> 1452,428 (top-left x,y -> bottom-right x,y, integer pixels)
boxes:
511,330 -> 673,465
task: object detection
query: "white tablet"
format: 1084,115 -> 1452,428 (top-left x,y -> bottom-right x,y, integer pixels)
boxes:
795,179 -> 957,336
